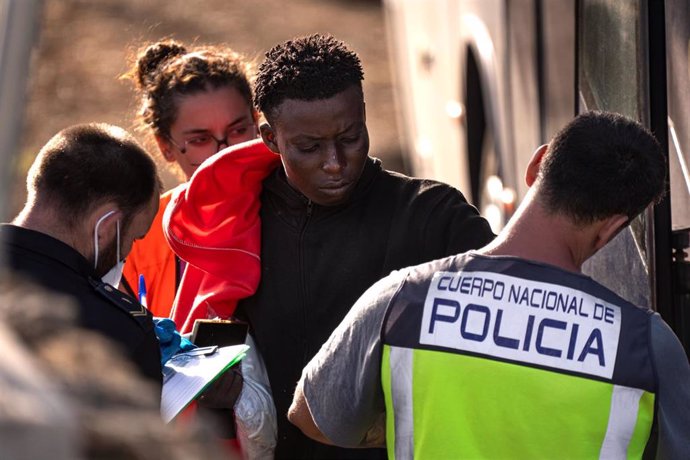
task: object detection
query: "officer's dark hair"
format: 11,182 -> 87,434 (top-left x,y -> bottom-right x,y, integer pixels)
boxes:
27,123 -> 161,229
538,111 -> 666,224
254,33 -> 364,122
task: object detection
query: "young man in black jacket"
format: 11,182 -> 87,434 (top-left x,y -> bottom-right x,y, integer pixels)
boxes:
166,34 -> 495,459
244,34 -> 494,459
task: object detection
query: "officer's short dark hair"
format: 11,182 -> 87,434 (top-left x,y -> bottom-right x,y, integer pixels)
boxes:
538,111 -> 666,224
27,123 -> 161,228
254,33 -> 364,122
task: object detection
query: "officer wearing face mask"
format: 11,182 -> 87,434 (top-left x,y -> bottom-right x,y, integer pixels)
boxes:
1,123 -> 163,392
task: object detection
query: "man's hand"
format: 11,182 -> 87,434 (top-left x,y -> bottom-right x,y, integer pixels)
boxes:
197,367 -> 243,409
196,367 -> 243,439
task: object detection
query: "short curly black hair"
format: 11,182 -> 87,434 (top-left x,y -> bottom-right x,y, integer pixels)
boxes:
254,34 -> 364,121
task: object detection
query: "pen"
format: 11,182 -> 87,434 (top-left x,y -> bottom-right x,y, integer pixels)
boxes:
138,273 -> 147,308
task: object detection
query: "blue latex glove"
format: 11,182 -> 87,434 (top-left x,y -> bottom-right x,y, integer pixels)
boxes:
153,317 -> 196,364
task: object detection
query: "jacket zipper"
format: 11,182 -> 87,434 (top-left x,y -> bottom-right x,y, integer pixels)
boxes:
298,200 -> 313,364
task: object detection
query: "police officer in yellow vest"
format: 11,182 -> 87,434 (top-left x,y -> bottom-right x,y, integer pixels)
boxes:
288,111 -> 690,459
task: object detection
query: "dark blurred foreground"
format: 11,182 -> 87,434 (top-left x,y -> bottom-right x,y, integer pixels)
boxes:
0,275 -> 234,460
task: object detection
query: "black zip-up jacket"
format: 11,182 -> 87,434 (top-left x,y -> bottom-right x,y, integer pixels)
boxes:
237,158 -> 495,459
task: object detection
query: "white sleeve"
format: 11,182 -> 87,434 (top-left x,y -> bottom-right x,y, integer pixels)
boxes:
298,270 -> 407,447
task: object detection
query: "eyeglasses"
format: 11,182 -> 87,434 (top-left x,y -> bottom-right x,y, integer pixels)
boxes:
167,121 -> 256,155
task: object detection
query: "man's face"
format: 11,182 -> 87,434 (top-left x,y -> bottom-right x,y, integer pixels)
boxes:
94,193 -> 159,277
262,85 -> 370,206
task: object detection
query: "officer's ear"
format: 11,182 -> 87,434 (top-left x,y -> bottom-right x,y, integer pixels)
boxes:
593,214 -> 629,253
525,144 -> 549,187
89,203 -> 123,242
260,122 -> 280,154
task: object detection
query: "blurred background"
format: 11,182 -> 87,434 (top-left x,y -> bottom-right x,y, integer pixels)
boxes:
12,0 -> 403,217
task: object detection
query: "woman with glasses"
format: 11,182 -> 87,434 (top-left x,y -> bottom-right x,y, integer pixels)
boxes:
120,39 -> 259,317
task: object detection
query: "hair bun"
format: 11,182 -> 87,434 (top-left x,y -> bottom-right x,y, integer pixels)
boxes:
136,40 -> 187,87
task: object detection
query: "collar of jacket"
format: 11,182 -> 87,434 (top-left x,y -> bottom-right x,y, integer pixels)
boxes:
1,223 -> 98,280
263,156 -> 383,219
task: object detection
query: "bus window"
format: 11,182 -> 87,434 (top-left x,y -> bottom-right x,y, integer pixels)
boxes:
578,0 -> 648,122
577,0 -> 654,308
665,0 -> 690,231
541,0 -> 576,142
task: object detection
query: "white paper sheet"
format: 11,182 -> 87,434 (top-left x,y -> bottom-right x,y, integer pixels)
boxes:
161,344 -> 249,423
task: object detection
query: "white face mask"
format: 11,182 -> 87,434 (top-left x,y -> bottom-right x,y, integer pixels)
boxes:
102,260 -> 125,289
93,210 -> 124,288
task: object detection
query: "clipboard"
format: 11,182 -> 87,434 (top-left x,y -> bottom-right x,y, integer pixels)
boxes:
160,344 -> 248,423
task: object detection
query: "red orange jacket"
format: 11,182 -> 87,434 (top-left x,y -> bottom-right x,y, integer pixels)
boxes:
163,139 -> 280,333
122,189 -> 179,318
